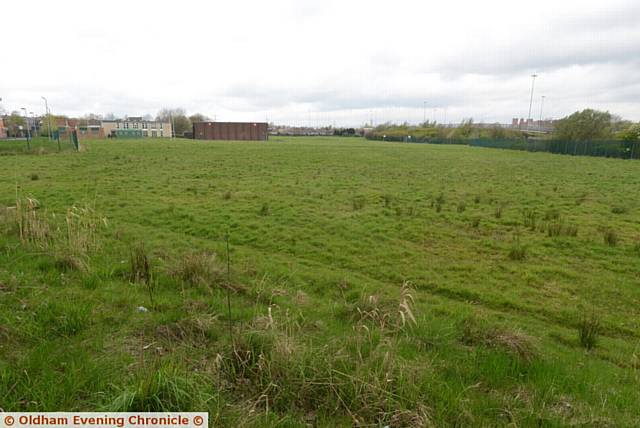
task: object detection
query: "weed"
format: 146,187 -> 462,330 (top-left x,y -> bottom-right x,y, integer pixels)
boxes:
494,204 -> 504,219
222,190 -> 232,200
474,195 -> 481,204
603,228 -> 618,246
471,216 -> 481,228
457,201 -> 466,213
398,281 -> 417,329
578,313 -> 600,350
30,173 -> 39,181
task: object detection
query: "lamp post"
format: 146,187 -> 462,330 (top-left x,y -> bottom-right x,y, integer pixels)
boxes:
41,96 -> 52,141
527,74 -> 538,130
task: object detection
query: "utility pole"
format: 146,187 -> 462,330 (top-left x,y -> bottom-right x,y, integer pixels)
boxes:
539,95 -> 546,129
423,101 -> 427,124
20,108 -> 31,141
41,96 -> 52,141
527,74 -> 538,129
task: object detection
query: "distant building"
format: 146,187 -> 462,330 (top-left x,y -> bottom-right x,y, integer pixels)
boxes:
55,118 -> 105,140
193,122 -> 268,141
101,118 -> 172,138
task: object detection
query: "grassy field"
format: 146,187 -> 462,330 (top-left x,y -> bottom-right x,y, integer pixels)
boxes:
1,136 -> 639,426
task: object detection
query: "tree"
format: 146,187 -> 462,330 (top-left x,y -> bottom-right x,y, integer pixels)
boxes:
189,113 -> 209,123
616,123 -> 640,142
156,108 -> 191,136
553,109 -> 613,141
4,111 -> 26,137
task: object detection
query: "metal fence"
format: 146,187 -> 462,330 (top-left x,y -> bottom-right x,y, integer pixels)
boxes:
366,135 -> 640,160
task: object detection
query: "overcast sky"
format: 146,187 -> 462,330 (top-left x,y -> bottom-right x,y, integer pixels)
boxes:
1,0 -> 639,126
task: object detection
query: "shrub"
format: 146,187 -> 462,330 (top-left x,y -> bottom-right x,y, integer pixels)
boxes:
578,313 -> 600,350
603,228 -> 618,246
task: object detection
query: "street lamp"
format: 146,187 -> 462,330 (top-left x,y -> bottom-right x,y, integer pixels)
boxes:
527,74 -> 538,129
41,96 -> 52,141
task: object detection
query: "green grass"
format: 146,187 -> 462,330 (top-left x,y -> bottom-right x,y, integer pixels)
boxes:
1,136 -> 640,426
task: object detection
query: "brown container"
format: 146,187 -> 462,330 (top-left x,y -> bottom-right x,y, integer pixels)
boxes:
193,122 -> 268,141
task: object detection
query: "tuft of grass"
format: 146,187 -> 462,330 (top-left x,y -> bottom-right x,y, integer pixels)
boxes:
578,313 -> 600,350
546,218 -> 578,237
543,208 -> 560,221
473,195 -> 481,204
15,196 -> 50,248
130,244 -> 152,285
461,317 -> 537,362
222,190 -> 232,200
457,200 -> 466,213
34,301 -> 90,338
434,193 -> 445,212
30,173 -> 39,181
107,364 -> 211,411
259,202 -> 270,216
168,252 -> 223,288
494,204 -> 504,219
470,216 -> 481,228
522,208 -> 537,230
381,193 -> 394,208
352,196 -> 365,211
611,205 -> 628,214
508,236 -> 526,260
603,228 -> 618,246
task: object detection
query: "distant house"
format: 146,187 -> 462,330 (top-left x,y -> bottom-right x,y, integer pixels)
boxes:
101,118 -> 172,138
